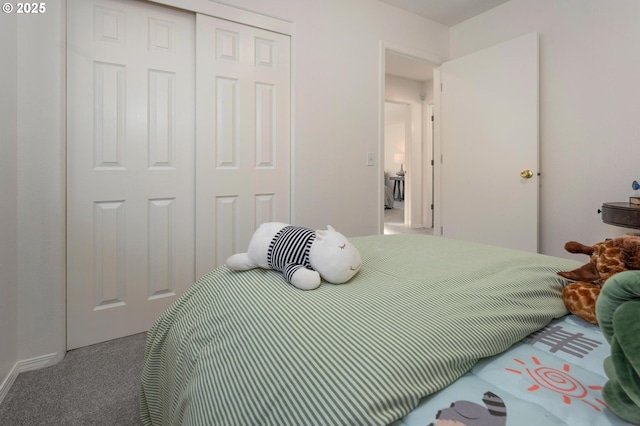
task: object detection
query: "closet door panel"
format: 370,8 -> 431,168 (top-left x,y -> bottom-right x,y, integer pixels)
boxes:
68,1 -> 292,348
195,14 -> 291,279
67,0 -> 195,349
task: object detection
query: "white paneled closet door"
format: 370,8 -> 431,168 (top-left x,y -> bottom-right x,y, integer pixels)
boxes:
67,1 -> 292,349
67,0 -> 196,349
195,14 -> 291,279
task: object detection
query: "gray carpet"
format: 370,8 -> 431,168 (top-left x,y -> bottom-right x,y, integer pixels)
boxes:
0,333 -> 146,426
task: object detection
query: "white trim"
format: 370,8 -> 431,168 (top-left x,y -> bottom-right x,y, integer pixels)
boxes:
423,103 -> 434,228
148,0 -> 293,35
288,26 -> 297,226
377,42 -> 386,235
381,41 -> 443,67
0,366 -> 18,405
432,68 -> 442,236
0,353 -> 59,404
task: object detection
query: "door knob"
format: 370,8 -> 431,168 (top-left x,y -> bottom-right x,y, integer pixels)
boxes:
520,169 -> 534,179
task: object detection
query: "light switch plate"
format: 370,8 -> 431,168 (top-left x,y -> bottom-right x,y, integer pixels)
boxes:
366,152 -> 374,166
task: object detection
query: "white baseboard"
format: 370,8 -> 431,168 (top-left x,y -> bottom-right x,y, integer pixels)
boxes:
0,353 -> 58,404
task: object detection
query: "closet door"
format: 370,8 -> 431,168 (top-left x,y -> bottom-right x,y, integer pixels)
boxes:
67,0 -> 195,349
195,14 -> 291,278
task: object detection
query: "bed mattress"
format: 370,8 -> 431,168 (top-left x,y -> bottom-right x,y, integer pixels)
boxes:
140,234 -> 587,425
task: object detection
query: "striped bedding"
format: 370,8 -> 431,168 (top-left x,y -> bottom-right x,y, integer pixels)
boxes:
140,234 -> 582,425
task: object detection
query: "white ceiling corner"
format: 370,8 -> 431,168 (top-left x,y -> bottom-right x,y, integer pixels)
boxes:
380,0 -> 510,82
376,0 -> 510,27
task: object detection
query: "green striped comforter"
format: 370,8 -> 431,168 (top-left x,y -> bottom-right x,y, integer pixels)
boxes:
140,234 -> 581,425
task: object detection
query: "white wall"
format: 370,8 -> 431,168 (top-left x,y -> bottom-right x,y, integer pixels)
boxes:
450,0 -> 640,258
3,0 -> 449,383
0,2 -> 68,391
0,10 -> 19,396
16,3 -> 67,364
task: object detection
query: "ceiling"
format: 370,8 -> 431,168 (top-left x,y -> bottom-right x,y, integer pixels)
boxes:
377,0 -> 509,27
381,0 -> 509,82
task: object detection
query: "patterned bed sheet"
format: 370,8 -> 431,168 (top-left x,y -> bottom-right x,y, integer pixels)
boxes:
394,315 -> 633,426
141,234 -> 586,426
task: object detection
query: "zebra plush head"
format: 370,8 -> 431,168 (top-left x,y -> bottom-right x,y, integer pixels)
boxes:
309,226 -> 362,285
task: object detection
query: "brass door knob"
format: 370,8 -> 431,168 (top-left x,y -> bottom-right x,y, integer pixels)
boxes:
520,169 -> 534,179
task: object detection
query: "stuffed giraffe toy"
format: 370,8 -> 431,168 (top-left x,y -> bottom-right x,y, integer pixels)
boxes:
558,236 -> 640,324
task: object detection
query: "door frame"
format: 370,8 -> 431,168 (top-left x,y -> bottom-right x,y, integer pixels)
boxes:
424,103 -> 434,228
378,41 -> 442,235
432,68 -> 442,236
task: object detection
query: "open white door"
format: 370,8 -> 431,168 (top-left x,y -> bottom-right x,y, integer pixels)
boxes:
440,32 -> 539,252
405,100 -> 423,228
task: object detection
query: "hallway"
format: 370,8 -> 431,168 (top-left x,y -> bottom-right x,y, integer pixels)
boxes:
384,201 -> 432,235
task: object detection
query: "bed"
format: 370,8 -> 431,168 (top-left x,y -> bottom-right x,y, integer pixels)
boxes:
140,234 -> 635,425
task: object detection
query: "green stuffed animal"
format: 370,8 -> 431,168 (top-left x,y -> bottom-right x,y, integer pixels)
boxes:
595,270 -> 640,424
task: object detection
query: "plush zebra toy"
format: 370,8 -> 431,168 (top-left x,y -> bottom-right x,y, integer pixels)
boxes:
225,222 -> 362,290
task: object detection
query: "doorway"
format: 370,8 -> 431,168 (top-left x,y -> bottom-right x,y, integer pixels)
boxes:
381,35 -> 539,248
382,101 -> 409,234
382,49 -> 436,235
